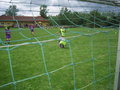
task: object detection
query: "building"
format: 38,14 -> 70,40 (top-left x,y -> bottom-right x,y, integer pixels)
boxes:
0,16 -> 49,28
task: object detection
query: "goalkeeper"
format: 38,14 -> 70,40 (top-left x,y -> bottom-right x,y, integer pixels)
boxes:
56,27 -> 67,48
58,37 -> 67,48
60,27 -> 66,37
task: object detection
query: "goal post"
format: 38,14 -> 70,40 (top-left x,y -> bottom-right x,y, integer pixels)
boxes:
114,24 -> 120,90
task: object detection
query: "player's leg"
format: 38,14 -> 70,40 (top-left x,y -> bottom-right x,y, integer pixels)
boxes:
8,38 -> 10,44
31,30 -> 35,36
59,44 -> 64,48
7,34 -> 11,44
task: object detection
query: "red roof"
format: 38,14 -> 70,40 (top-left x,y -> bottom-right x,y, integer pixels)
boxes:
0,16 -> 48,22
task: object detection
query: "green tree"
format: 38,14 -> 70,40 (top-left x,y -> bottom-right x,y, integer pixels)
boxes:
58,7 -> 72,25
88,10 -> 105,27
49,9 -> 119,28
5,5 -> 19,16
40,5 -> 48,18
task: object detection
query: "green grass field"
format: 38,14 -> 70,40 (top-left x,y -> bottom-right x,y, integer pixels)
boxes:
0,27 -> 118,90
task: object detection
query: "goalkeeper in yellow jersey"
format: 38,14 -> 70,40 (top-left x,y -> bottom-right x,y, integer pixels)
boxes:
56,27 -> 67,48
58,36 -> 67,48
59,27 -> 66,37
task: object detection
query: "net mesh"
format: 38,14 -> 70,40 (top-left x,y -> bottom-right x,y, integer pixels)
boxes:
0,0 -> 119,90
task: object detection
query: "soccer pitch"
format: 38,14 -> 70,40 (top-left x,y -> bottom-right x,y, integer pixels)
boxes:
0,27 -> 118,90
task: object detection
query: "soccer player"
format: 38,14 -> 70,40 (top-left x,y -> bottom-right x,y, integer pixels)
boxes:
5,26 -> 11,44
60,27 -> 66,37
58,36 -> 67,48
29,24 -> 35,36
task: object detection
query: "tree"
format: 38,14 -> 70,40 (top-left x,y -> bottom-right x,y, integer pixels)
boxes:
58,7 -> 72,25
49,9 -> 119,27
88,10 -> 105,27
5,5 -> 19,16
40,5 -> 48,18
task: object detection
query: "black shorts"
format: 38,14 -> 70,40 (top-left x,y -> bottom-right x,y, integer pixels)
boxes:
31,29 -> 34,32
59,44 -> 64,48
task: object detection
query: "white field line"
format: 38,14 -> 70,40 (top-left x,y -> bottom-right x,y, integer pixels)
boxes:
0,39 -> 56,48
0,32 -> 99,48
